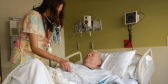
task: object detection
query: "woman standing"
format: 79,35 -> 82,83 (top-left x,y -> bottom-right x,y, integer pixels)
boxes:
10,0 -> 71,72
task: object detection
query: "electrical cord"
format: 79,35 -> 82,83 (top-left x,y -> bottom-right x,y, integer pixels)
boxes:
137,12 -> 145,23
127,24 -> 132,42
125,24 -> 134,50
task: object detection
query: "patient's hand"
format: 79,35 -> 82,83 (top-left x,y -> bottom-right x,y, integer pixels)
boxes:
59,59 -> 71,72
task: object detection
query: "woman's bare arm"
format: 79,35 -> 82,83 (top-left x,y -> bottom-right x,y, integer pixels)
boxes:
29,33 -> 71,72
48,31 -> 53,40
29,33 -> 61,62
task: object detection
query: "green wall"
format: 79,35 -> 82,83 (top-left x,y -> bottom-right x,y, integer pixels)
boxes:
64,0 -> 168,61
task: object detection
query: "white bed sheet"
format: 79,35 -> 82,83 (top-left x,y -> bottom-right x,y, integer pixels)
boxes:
2,58 -> 74,84
121,78 -> 138,84
2,58 -> 124,84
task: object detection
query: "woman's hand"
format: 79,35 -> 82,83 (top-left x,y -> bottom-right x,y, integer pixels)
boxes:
58,59 -> 71,72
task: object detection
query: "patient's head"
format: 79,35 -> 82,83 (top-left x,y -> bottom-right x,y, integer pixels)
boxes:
83,51 -> 102,69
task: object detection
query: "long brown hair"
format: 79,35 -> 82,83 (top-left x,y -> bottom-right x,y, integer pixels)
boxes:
33,0 -> 66,32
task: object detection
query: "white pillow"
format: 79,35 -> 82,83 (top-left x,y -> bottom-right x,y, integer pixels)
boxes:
123,65 -> 138,80
123,57 -> 140,80
131,57 -> 140,65
99,52 -> 115,62
100,50 -> 136,77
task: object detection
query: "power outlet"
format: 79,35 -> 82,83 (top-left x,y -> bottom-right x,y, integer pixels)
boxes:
124,39 -> 132,48
90,42 -> 93,49
77,43 -> 79,50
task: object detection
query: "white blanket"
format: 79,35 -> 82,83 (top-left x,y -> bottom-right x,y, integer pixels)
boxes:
2,58 -> 73,84
52,62 -> 124,84
2,59 -> 124,84
61,63 -> 111,84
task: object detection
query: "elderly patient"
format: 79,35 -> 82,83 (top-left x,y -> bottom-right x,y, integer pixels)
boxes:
57,51 -> 110,84
3,51 -> 111,84
48,50 -> 111,84
83,50 -> 102,69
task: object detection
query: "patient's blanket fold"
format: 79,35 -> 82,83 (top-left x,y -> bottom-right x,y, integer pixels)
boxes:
46,66 -> 75,84
58,62 -> 111,84
2,59 -> 74,84
3,58 -> 54,84
58,62 -> 124,84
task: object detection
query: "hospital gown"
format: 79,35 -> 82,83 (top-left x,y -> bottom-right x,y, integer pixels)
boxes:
59,62 -> 111,84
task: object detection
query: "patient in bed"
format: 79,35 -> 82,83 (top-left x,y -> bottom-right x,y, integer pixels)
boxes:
48,50 -> 111,84
63,51 -> 111,83
3,51 -> 117,84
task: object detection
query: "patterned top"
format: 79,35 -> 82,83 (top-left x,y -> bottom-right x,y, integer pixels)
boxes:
10,10 -> 47,64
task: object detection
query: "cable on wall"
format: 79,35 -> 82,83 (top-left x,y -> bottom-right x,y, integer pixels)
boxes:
137,12 -> 145,23
125,24 -> 134,50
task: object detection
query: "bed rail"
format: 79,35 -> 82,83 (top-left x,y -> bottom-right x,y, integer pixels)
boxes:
56,51 -> 83,67
65,51 -> 83,64
138,48 -> 154,84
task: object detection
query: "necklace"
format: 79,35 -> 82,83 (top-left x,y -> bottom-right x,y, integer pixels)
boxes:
43,13 -> 49,46
44,13 -> 51,24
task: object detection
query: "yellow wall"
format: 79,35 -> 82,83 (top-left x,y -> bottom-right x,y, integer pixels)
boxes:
64,0 -> 168,84
64,0 -> 168,60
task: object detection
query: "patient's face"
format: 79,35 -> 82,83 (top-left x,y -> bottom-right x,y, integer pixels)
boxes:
84,51 -> 101,69
85,51 -> 100,62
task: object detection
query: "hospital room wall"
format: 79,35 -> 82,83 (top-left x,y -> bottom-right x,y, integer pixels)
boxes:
64,0 -> 168,59
0,0 -> 66,81
64,0 -> 168,84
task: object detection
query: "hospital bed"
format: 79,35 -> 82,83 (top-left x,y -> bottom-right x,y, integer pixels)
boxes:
64,48 -> 154,84
2,48 -> 154,84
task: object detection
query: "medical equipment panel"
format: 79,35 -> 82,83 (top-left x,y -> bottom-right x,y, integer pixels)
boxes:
50,27 -> 61,43
84,15 -> 91,31
10,17 -> 22,55
92,20 -> 102,30
9,20 -> 20,36
10,37 -> 19,54
125,11 -> 139,25
73,15 -> 102,36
